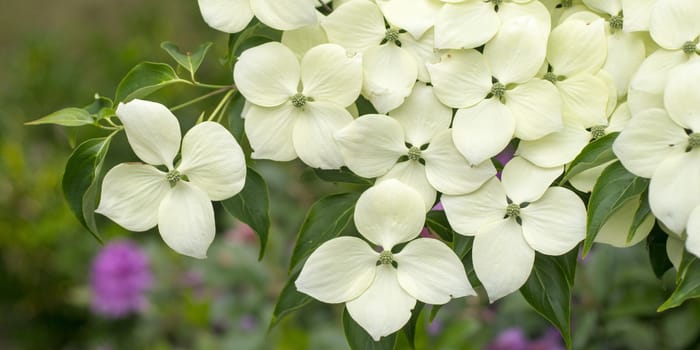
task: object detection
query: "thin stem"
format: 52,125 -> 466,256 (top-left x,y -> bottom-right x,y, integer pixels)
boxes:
193,82 -> 233,89
170,87 -> 231,112
208,89 -> 236,122
215,96 -> 233,123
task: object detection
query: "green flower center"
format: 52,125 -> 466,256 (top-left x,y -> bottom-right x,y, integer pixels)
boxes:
689,133 -> 700,148
290,93 -> 308,108
609,15 -> 623,32
379,250 -> 393,265
384,28 -> 401,44
166,170 -> 182,187
407,146 -> 422,161
590,125 -> 607,140
682,41 -> 697,54
488,0 -> 503,6
506,203 -> 520,218
560,0 -> 572,7
490,82 -> 506,103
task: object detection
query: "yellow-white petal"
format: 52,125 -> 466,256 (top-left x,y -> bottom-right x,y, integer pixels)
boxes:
158,181 -> 215,259
250,0 -> 318,31
569,161 -> 610,193
595,195 -> 654,247
395,238 -> 475,305
295,236 -> 378,303
389,83 -> 451,147
649,0 -> 700,50
453,99 -> 515,165
293,101 -> 353,169
378,161 -> 436,211
628,49 -> 689,115
362,44 -> 418,114
621,0 -> 655,32
484,15 -> 547,85
649,151 -> 700,234
321,0 -> 386,53
244,103 -> 299,162
376,0 -> 440,39
301,44 -> 362,107
583,0 -> 621,16
548,18 -> 607,76
502,157 -> 564,204
427,50 -> 492,108
197,0 -> 254,33
441,178 -> 508,235
435,1 -> 499,49
521,187 -> 586,255
116,99 -> 181,169
399,29 -> 440,83
507,79 -> 563,141
664,60 -> 700,131
557,74 -> 610,127
686,206 -> 700,258
281,19 -> 329,59
95,164 -> 169,232
603,32 -> 646,97
233,42 -> 299,107
178,122 -> 246,201
516,117 -> 590,168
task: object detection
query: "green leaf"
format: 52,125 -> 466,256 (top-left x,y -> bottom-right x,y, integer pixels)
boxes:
627,190 -> 652,243
425,210 -> 454,242
115,62 -> 189,102
313,167 -> 373,185
583,161 -> 649,255
658,251 -> 700,311
225,22 -> 281,67
160,41 -> 213,76
62,137 -> 113,243
402,302 -> 425,350
221,168 -> 270,260
647,224 -> 674,279
343,308 -> 397,350
227,92 -> 246,143
561,132 -> 619,184
26,107 -> 94,127
288,192 -> 361,274
520,247 -> 579,350
269,270 -> 310,329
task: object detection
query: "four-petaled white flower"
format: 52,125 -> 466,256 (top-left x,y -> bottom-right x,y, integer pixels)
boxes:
295,180 -> 474,340
233,42 -> 362,169
442,157 -> 585,301
198,0 -> 318,33
96,99 -> 246,259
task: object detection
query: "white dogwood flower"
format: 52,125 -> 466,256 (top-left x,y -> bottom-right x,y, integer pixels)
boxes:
96,100 -> 246,259
197,0 -> 318,33
335,83 -> 495,209
233,42 -> 362,169
295,180 -> 474,340
442,157 -> 585,301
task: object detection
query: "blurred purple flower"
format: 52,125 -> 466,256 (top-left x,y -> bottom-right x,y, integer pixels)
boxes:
90,240 -> 152,318
528,328 -> 565,350
487,328 -> 528,350
495,144 -> 516,179
427,318 -> 443,336
239,314 -> 258,332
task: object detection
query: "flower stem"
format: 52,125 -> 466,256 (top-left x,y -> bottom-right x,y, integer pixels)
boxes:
208,89 -> 236,122
170,87 -> 232,112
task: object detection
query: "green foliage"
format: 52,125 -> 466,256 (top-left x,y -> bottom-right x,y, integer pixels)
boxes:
225,22 -> 282,67
313,167 -> 373,185
227,92 -> 247,143
520,247 -> 579,350
628,191 -> 652,243
583,161 -> 649,255
647,225 -> 674,279
115,62 -> 189,102
25,107 -> 94,127
343,308 -> 397,350
425,210 -> 454,242
221,167 -> 271,260
659,252 -> 700,311
160,41 -> 212,78
560,132 -> 618,184
269,270 -> 311,329
402,302 -> 425,350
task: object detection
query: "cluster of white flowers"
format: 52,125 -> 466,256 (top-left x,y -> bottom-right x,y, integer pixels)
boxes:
89,0 -> 700,341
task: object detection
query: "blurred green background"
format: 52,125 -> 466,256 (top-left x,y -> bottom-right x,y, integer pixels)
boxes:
2,1 -> 700,349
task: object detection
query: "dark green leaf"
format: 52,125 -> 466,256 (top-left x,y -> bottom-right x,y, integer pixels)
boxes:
583,161 -> 649,255
425,210 -> 454,242
627,190 -> 652,243
160,41 -> 213,75
288,192 -> 361,273
313,167 -> 373,185
452,234 -> 473,259
355,95 -> 378,115
658,251 -> 700,311
560,132 -> 619,184
343,308 -> 397,350
83,94 -> 114,114
269,270 -> 310,329
647,225 -> 674,279
26,107 -> 93,127
520,247 -> 579,350
115,62 -> 189,102
226,22 -> 281,67
221,168 -> 270,260
402,302 -> 425,350
227,92 -> 246,143
62,137 -> 113,243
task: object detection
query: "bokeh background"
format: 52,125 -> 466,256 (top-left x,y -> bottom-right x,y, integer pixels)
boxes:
2,1 -> 700,349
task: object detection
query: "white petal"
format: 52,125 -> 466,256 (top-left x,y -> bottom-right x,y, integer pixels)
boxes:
423,129 -> 497,195
197,0 -> 254,33
293,101 -> 353,169
295,236 -> 378,303
649,151 -> 700,234
628,49 -> 689,115
520,187 -> 586,255
441,178 -> 508,235
244,103 -> 298,162
547,18 -> 607,76
603,32 -> 646,97
502,157 -> 564,204
620,0 -> 655,32
354,179 -> 426,248
281,19 -> 329,59
321,0 -> 386,53
362,44 -> 418,114
395,238 -> 475,305
346,265 -> 416,341
116,99 -> 181,168
595,195 -> 654,247
612,108 -> 688,178
667,234 -> 685,269
389,83 -> 451,146
158,182 -> 215,259
453,99 -> 515,165
399,29 -> 440,83
686,206 -> 700,258
649,0 -> 700,50
233,42 -> 299,107
582,0 -> 621,16
497,0 -> 552,43
434,1 -> 499,49
95,164 -> 169,231
516,117 -> 590,167
473,218 -> 535,302
507,79 -> 563,140
378,161 -> 436,212
250,0 -> 317,31
557,74 -> 610,127
301,44 -> 363,107
569,161 -> 610,193
484,15 -> 546,85
177,122 -> 246,201
426,50 -> 492,108
334,115 -> 406,178
606,102 -> 632,132
597,70 -> 619,118
376,0 -> 440,38
664,60 -> 700,131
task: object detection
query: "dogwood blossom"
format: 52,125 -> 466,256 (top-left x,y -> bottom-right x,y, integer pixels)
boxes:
95,100 -> 246,258
197,0 -> 318,33
295,180 -> 473,340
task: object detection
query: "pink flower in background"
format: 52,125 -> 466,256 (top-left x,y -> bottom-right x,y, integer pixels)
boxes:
90,240 -> 152,318
487,328 -> 529,350
495,144 -> 516,179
